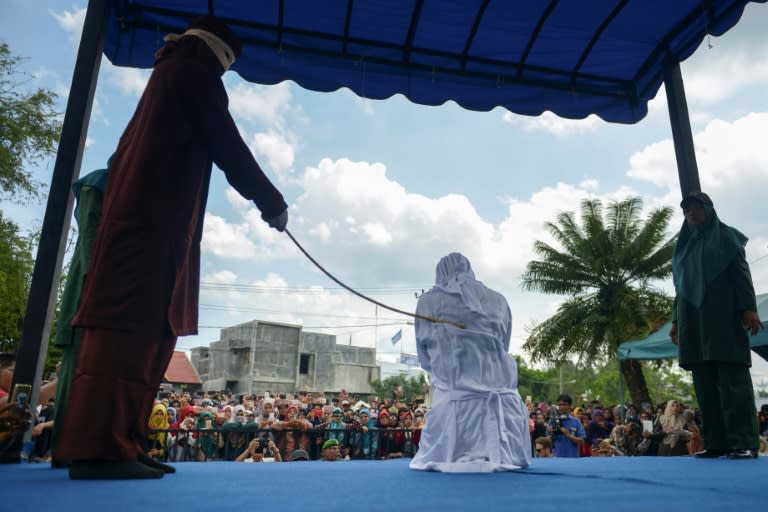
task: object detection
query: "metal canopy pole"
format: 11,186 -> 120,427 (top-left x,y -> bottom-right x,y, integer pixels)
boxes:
664,61 -> 701,197
8,0 -> 109,444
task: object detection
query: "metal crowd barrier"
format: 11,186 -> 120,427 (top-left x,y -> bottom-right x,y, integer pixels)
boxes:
146,427 -> 421,462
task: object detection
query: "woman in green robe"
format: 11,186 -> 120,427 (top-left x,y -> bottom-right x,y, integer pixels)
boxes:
49,164 -> 109,465
669,192 -> 763,459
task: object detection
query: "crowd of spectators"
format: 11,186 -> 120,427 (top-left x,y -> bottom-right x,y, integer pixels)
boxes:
3,355 -> 768,463
136,388 -> 425,462
133,390 -> 768,462
528,394 -> 768,458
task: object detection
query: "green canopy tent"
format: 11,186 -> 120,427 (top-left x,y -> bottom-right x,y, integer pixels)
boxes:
617,292 -> 768,362
615,293 -> 768,409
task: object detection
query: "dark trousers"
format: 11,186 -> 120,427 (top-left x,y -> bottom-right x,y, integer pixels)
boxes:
57,327 -> 177,461
691,362 -> 759,451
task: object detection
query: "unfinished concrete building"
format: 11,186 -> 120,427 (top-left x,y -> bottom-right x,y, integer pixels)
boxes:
189,320 -> 380,396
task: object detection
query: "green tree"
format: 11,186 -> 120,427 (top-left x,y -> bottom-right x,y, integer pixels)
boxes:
0,211 -> 35,352
514,356 -> 561,404
521,197 -> 676,406
0,214 -> 67,375
0,42 -> 63,375
369,373 -> 429,404
0,42 -> 62,203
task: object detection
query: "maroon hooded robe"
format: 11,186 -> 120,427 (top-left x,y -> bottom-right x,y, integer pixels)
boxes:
57,22 -> 286,461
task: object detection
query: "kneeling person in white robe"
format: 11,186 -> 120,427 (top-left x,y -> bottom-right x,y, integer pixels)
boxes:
409,253 -> 531,472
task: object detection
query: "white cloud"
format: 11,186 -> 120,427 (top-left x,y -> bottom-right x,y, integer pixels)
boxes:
683,45 -> 768,105
250,130 -> 296,179
49,7 -> 86,41
626,138 -> 678,190
502,111 -> 603,136
648,43 -> 768,119
225,187 -> 252,211
227,82 -> 292,127
361,223 -> 393,246
628,112 -> 768,191
193,146 -> 766,357
108,65 -> 150,97
193,265 -> 389,342
202,214 -> 257,259
627,112 -> 768,238
203,269 -> 238,284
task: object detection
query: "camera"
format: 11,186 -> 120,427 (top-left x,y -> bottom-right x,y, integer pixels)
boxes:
548,405 -> 568,435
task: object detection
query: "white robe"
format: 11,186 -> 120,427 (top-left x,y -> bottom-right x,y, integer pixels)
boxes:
409,253 -> 531,472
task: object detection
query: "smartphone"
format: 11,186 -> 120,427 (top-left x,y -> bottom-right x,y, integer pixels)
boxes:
10,383 -> 32,415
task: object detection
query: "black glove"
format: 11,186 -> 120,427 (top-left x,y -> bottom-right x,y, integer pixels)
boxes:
266,209 -> 288,232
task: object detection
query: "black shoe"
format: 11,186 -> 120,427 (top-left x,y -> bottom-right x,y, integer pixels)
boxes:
69,460 -> 164,480
694,449 -> 727,458
51,458 -> 70,469
138,453 -> 176,474
726,450 -> 757,460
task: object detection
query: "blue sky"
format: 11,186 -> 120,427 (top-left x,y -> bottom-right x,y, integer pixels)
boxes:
3,2 -> 768,386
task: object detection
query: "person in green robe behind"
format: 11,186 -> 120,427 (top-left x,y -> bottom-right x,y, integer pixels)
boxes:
49,162 -> 110,466
669,191 -> 764,460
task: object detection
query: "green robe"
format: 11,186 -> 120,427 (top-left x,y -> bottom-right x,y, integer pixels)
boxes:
50,168 -> 109,458
671,205 -> 759,451
673,248 -> 756,370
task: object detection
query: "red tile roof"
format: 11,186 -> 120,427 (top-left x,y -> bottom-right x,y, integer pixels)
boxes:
164,351 -> 201,384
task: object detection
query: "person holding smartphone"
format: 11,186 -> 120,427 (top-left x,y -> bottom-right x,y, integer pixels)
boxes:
236,438 -> 282,462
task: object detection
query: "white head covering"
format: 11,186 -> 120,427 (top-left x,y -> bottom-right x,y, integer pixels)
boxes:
163,28 -> 236,71
416,252 -> 513,360
434,253 -> 484,314
230,404 -> 246,424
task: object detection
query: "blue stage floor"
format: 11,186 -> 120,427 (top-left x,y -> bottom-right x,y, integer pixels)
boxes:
3,457 -> 765,512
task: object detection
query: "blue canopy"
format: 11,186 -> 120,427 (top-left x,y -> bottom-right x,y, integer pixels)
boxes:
105,0 -> 766,124
617,293 -> 768,361
11,0 -> 768,424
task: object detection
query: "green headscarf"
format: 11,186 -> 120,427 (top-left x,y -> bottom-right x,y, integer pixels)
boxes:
672,203 -> 748,308
197,411 -> 219,458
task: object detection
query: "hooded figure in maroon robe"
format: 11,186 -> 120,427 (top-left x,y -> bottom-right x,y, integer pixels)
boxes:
57,16 -> 288,479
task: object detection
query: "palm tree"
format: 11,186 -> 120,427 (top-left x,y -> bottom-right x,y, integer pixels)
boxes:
521,197 -> 676,406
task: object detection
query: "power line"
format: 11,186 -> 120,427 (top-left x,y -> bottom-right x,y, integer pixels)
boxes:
200,282 -> 429,295
198,303 -> 408,321
197,321 -> 407,330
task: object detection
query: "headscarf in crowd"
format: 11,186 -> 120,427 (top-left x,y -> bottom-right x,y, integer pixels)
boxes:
166,406 -> 177,425
197,411 -> 219,459
229,405 -> 246,425
326,407 -> 346,443
377,409 -> 390,428
659,401 -> 686,447
672,193 -> 748,308
147,402 -> 169,455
